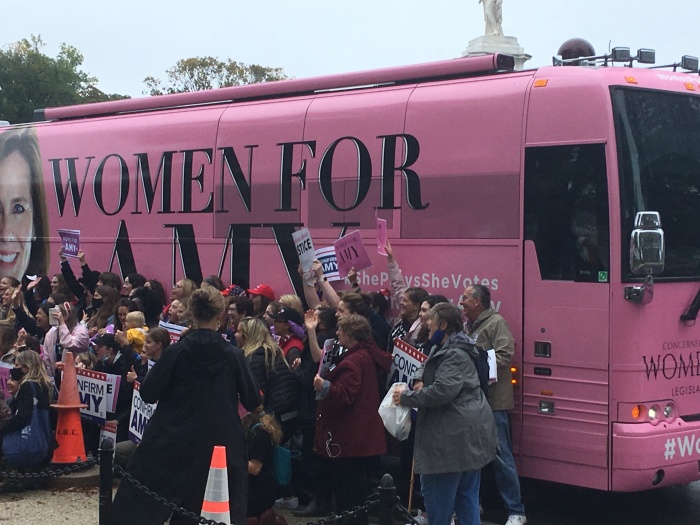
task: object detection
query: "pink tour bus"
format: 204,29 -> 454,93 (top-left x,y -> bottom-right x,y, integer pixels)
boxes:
2,51 -> 699,492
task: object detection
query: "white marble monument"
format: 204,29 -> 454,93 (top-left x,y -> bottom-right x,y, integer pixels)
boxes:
463,0 -> 531,70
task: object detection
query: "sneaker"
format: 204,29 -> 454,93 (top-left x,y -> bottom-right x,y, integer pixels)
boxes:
274,496 -> 299,510
505,515 -> 527,525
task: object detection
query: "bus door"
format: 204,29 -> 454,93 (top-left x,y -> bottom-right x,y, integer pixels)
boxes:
521,143 -> 612,490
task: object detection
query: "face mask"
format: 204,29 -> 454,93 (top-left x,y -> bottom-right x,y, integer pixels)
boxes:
92,298 -> 103,309
10,367 -> 25,381
429,328 -> 446,347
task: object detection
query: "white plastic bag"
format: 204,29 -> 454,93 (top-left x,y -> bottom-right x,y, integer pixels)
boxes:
378,382 -> 411,441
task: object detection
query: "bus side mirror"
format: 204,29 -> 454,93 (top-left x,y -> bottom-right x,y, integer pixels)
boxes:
630,211 -> 664,276
625,212 -> 664,305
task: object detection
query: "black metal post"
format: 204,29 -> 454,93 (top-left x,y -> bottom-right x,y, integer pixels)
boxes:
98,438 -> 114,525
378,473 -> 396,525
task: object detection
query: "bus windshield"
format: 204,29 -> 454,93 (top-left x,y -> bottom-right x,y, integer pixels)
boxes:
613,87 -> 700,281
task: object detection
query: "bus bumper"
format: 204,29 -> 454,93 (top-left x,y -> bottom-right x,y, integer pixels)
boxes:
612,420 -> 700,491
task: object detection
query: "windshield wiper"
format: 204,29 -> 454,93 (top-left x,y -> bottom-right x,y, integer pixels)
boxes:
680,287 -> 700,322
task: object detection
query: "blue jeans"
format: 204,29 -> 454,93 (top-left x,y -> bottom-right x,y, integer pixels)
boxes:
492,410 -> 526,515
420,470 -> 480,525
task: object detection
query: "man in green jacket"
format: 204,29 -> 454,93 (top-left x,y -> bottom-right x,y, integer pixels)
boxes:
461,284 -> 527,525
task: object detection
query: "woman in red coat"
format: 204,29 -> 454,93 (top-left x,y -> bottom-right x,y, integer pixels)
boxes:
313,314 -> 391,524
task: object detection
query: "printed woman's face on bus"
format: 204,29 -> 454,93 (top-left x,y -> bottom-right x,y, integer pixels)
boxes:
0,152 -> 34,281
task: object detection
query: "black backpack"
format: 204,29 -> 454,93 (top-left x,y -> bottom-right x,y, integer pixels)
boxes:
470,344 -> 491,397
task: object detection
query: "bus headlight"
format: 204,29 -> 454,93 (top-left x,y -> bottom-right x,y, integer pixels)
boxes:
663,403 -> 676,422
648,404 -> 660,425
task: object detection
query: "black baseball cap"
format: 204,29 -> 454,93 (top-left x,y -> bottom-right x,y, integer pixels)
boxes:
270,307 -> 304,327
93,333 -> 120,352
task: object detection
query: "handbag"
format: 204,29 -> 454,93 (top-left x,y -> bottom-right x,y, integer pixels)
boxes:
2,382 -> 51,467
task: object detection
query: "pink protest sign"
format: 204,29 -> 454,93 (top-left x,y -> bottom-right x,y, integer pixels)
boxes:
58,229 -> 81,257
333,230 -> 372,278
376,218 -> 387,256
0,363 -> 11,399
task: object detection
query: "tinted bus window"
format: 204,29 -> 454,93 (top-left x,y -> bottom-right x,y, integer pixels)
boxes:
524,144 -> 609,283
612,87 -> 700,281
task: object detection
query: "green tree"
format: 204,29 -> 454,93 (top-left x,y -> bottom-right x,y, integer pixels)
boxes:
0,35 -> 129,124
144,56 -> 287,96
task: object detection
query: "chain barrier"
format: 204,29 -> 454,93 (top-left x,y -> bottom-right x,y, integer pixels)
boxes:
394,496 -> 420,525
113,463 -> 227,525
303,490 -> 380,525
2,451 -> 395,525
0,458 -> 98,480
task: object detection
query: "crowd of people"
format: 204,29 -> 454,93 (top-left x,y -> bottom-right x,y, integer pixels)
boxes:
0,241 -> 527,525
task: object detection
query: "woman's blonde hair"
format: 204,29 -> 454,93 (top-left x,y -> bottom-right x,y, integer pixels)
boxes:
279,294 -> 304,318
237,316 -> 286,372
0,287 -> 31,327
242,411 -> 283,446
177,278 -> 198,302
188,283 -> 224,326
15,350 -> 52,391
75,352 -> 97,369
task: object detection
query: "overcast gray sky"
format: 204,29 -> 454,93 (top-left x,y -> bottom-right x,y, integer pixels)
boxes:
4,1 -> 700,98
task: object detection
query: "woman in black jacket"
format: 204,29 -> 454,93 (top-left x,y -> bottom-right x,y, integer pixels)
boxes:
111,285 -> 261,524
236,316 -> 300,424
93,333 -> 139,443
237,315 -> 301,509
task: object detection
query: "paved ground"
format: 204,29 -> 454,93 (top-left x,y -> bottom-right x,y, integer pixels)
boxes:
0,486 -> 501,525
0,487 -> 413,524
0,486 -> 99,523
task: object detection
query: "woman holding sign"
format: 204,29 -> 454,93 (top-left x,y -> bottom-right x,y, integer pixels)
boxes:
393,303 -> 497,525
111,284 -> 261,525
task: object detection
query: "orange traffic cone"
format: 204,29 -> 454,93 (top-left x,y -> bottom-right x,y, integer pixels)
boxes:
51,352 -> 88,464
201,446 -> 231,525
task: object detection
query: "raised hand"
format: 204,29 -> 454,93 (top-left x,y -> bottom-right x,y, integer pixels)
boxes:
10,286 -> 21,309
304,309 -> 318,332
385,240 -> 394,263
